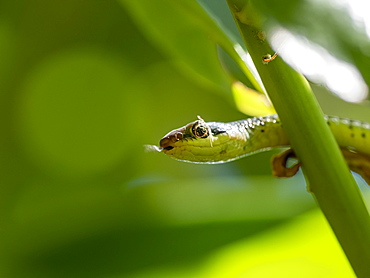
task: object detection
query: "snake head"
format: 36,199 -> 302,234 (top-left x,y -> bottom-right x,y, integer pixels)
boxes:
159,118 -> 207,150
145,120 -> 200,154
154,117 -> 235,163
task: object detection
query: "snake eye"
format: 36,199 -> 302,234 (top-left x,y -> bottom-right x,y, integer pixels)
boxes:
192,122 -> 209,138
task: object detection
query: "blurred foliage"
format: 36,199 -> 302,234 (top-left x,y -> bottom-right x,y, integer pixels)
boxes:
253,0 -> 370,92
0,0 -> 369,277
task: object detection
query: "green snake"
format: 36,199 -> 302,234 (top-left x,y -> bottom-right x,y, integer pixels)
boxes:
148,115 -> 370,182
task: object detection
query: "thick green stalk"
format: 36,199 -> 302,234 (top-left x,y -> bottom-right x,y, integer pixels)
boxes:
226,1 -> 370,277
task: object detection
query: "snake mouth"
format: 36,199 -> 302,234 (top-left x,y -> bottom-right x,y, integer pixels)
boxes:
163,146 -> 174,151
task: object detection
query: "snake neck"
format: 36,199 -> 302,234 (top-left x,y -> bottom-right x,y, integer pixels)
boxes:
233,115 -> 290,155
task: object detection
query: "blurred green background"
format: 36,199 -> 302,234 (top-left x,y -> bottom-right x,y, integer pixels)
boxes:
0,0 -> 369,277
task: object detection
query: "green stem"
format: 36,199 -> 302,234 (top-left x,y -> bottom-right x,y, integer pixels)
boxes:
226,1 -> 370,277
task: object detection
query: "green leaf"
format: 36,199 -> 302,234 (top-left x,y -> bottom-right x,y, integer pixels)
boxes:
120,0 -> 263,97
232,81 -> 275,115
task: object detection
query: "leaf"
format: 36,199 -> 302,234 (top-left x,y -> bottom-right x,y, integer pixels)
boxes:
120,0 -> 263,98
232,81 -> 275,115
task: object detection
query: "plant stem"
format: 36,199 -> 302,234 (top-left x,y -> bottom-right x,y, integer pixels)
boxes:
226,1 -> 370,277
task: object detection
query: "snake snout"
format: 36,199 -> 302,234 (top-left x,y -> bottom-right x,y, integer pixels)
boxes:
159,128 -> 184,151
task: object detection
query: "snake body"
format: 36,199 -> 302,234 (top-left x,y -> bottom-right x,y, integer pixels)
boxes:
157,115 -> 370,164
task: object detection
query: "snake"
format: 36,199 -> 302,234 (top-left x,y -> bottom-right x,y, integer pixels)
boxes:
150,115 -> 369,163
147,115 -> 370,182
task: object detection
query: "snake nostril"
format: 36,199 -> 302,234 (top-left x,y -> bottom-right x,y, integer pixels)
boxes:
174,132 -> 183,141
